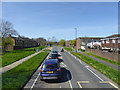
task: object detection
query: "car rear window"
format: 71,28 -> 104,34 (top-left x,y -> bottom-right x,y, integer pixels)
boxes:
52,51 -> 57,53
45,64 -> 58,69
52,54 -> 57,57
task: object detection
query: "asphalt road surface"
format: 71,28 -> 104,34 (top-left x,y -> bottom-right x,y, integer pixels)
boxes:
24,46 -> 119,89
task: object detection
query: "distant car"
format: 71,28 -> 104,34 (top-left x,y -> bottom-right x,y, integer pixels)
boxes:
40,59 -> 61,80
51,50 -> 58,55
61,48 -> 64,52
49,53 -> 58,59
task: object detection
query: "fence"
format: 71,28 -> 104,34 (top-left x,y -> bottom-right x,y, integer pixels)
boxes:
86,48 -> 120,62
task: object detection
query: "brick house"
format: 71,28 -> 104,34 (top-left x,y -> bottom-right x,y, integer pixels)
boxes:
77,37 -> 103,50
6,35 -> 39,50
21,37 -> 38,48
65,40 -> 71,46
101,34 -> 120,52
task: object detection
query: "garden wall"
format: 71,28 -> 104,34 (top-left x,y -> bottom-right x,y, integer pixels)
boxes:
86,48 -> 120,62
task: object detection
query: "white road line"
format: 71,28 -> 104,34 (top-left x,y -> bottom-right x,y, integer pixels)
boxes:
30,73 -> 40,90
78,60 -> 82,64
30,59 -> 44,89
67,73 -> 73,90
86,67 -> 104,81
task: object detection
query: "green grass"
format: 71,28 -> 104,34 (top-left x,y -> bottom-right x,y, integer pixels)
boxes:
1,46 -> 47,67
71,52 -> 120,85
78,49 -> 85,52
64,47 -> 73,51
84,52 -> 120,66
43,49 -> 51,52
2,52 -> 48,89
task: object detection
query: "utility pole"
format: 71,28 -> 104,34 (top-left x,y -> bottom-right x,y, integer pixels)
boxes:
75,28 -> 77,52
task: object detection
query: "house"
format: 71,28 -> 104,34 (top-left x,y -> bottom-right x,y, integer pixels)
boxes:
21,37 -> 38,48
65,40 -> 71,46
77,37 -> 103,50
101,34 -> 120,52
6,35 -> 39,50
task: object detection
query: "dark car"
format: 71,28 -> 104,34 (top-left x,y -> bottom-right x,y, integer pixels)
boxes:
40,59 -> 61,80
51,50 -> 58,55
49,53 -> 58,59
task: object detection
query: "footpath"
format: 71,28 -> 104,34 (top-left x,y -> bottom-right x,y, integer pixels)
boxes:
0,47 -> 52,74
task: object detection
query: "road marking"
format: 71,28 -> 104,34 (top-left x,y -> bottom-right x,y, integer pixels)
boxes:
86,67 -> 104,81
99,81 -> 119,89
60,62 -> 67,68
78,59 -> 81,63
67,73 -> 73,90
77,81 -> 89,88
30,73 -> 40,90
30,61 -> 44,89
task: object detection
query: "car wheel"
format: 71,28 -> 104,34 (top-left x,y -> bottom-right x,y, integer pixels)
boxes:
40,78 -> 44,81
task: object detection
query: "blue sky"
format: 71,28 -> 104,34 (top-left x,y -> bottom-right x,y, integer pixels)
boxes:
2,2 -> 118,41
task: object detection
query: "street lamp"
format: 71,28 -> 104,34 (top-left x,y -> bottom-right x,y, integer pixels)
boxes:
75,28 -> 77,52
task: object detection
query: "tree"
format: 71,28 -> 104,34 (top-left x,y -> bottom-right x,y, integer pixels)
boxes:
2,37 -> 13,50
1,20 -> 19,38
51,36 -> 57,42
59,39 -> 65,46
35,37 -> 46,46
0,20 -> 19,51
70,40 -> 76,46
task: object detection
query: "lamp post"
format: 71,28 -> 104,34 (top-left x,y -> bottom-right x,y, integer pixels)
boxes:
75,28 -> 77,52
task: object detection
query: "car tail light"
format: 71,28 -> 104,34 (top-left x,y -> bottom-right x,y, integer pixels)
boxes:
56,57 -> 58,59
40,69 -> 42,72
48,63 -> 52,65
57,69 -> 60,71
49,57 -> 52,59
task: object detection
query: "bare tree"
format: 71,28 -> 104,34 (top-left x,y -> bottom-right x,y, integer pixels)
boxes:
35,37 -> 46,46
51,36 -> 57,42
0,20 -> 19,38
0,20 -> 19,52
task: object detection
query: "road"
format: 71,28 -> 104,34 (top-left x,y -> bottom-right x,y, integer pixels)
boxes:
24,46 -> 119,89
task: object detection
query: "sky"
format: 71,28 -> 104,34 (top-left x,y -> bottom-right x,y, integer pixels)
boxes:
2,2 -> 118,41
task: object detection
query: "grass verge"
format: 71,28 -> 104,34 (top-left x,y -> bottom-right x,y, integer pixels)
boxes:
2,52 -> 48,89
2,46 -> 46,67
84,52 -> 120,66
71,52 -> 120,85
78,49 -> 85,52
64,47 -> 73,51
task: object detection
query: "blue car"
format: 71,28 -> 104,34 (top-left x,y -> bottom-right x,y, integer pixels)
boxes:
40,59 -> 61,80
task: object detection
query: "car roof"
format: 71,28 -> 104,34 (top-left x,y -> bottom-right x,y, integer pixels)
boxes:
51,50 -> 58,51
44,59 -> 58,64
51,53 -> 57,55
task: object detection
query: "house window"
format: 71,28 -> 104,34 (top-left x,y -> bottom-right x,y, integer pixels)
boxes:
102,40 -> 104,44
112,39 -> 115,43
118,39 -> 120,43
106,39 -> 109,43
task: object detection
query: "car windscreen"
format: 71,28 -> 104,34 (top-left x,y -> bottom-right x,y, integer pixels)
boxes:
51,54 -> 58,57
45,63 -> 58,69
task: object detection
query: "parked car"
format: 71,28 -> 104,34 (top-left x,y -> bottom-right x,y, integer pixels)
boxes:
40,59 -> 61,80
49,53 -> 58,59
51,50 -> 58,55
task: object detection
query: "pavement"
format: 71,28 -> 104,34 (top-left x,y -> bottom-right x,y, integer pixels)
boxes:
0,47 -> 49,74
77,51 -> 119,71
23,46 -> 119,89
